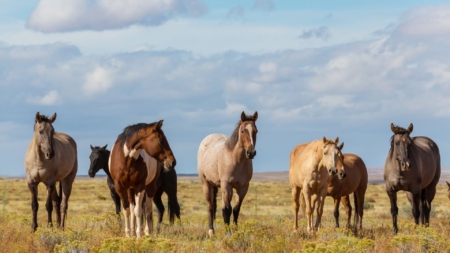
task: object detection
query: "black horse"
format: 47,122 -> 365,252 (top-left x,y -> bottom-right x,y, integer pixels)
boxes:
88,144 -> 180,224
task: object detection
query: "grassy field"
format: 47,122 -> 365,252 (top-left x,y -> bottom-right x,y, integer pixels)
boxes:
0,178 -> 449,252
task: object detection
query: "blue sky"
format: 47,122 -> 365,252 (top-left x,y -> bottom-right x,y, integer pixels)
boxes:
2,0 -> 450,176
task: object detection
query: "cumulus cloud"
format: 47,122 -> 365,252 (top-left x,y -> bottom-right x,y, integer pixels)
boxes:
252,0 -> 275,12
299,26 -> 330,41
26,0 -> 208,33
83,67 -> 114,95
26,90 -> 60,105
397,4 -> 450,36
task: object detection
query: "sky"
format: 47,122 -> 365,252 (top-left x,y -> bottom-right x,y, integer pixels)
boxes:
2,0 -> 450,176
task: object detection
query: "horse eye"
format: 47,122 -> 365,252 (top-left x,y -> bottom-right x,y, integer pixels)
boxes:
39,130 -> 43,134
324,151 -> 328,155
241,130 -> 244,133
395,142 -> 399,146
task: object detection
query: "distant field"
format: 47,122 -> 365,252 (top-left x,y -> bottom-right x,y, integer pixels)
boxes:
0,177 -> 449,252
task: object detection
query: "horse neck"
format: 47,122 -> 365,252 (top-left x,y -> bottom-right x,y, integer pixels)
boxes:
29,133 -> 43,160
102,150 -> 112,178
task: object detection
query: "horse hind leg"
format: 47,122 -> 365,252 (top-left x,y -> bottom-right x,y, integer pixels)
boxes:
153,186 -> 164,225
423,186 -> 436,226
406,191 -> 421,225
52,182 -> 62,226
45,182 -> 56,227
202,182 -> 216,236
291,186 -> 301,231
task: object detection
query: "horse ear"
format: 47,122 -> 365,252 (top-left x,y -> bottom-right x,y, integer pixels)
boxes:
407,123 -> 413,134
101,144 -> 107,150
446,181 -> 450,189
253,111 -> 258,121
391,123 -> 396,133
90,145 -> 94,150
334,137 -> 339,144
155,120 -> 164,130
241,111 -> 246,121
35,112 -> 41,123
322,137 -> 326,143
338,142 -> 344,151
49,113 -> 57,123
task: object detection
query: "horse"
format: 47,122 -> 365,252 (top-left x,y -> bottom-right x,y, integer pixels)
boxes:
88,144 -> 180,224
197,111 -> 258,236
109,120 -> 176,238
447,181 -> 450,200
24,112 -> 78,231
289,137 -> 342,233
384,123 -> 440,234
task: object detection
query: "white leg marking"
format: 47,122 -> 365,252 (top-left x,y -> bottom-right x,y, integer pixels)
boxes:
144,195 -> 153,235
135,191 -> 145,239
123,206 -> 131,237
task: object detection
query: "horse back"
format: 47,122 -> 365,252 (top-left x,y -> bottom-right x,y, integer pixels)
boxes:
412,136 -> 440,188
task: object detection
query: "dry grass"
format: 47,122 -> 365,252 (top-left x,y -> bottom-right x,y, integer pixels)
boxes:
0,178 -> 449,252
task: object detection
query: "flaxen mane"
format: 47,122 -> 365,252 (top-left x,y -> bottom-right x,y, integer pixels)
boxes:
117,122 -> 157,146
225,114 -> 255,150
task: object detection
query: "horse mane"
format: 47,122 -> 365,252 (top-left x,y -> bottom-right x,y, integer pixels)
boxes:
117,122 -> 157,146
225,114 -> 256,150
33,115 -> 52,130
388,125 -> 411,159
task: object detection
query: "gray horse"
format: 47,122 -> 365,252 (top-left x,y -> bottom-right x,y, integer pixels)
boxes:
24,112 -> 78,231
384,123 -> 440,234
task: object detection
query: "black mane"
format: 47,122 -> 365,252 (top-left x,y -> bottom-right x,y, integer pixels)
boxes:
117,122 -> 157,146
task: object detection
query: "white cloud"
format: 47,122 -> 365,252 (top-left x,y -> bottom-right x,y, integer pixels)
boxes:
398,4 -> 450,36
26,90 -> 60,105
26,0 -> 207,33
83,67 -> 114,95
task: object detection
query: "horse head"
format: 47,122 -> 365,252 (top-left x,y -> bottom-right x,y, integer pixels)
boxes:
322,137 -> 344,176
390,123 -> 413,172
336,144 -> 346,180
141,120 -> 177,171
238,111 -> 258,159
34,112 -> 57,160
88,144 -> 108,178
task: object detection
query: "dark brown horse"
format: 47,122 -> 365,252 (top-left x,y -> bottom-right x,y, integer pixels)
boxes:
24,112 -> 78,231
384,123 -> 440,234
109,121 -> 176,238
89,144 -> 180,224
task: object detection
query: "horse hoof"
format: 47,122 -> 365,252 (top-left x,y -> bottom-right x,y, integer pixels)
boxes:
208,229 -> 214,237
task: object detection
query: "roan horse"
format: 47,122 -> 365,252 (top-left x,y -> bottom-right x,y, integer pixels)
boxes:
384,123 -> 440,234
290,137 -> 342,233
24,112 -> 78,231
109,121 -> 176,238
198,111 -> 258,236
89,144 -> 180,224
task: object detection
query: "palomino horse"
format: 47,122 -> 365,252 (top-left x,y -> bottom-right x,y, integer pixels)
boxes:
384,123 -> 440,234
89,144 -> 180,224
290,137 -> 342,233
109,121 -> 176,238
447,181 -> 450,200
198,111 -> 258,236
24,112 -> 78,231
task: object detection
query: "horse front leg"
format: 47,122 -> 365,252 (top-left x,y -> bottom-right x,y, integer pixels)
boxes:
221,182 -> 233,229
302,185 -> 313,233
153,186 -> 164,225
341,195 -> 352,229
406,191 -> 421,226
27,180 -> 39,232
386,189 -> 399,234
116,183 -> 131,237
52,182 -> 62,226
144,178 -> 158,236
133,190 -> 145,239
233,183 -> 249,225
315,186 -> 328,231
333,197 -> 341,228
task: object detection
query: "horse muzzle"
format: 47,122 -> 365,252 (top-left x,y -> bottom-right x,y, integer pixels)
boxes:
328,167 -> 338,175
44,150 -> 55,160
246,150 -> 256,159
400,160 -> 410,172
163,159 -> 177,171
338,171 -> 347,180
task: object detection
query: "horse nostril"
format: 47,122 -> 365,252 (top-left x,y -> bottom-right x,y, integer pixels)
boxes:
173,159 -> 177,167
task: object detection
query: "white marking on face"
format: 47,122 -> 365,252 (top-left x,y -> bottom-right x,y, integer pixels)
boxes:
245,125 -> 255,149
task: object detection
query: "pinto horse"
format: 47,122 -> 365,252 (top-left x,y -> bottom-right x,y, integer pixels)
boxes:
89,144 -> 180,224
290,137 -> 342,233
109,121 -> 176,238
24,112 -> 78,231
198,111 -> 258,236
384,123 -> 440,234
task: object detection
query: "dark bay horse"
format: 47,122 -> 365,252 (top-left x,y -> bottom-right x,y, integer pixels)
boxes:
290,138 -> 342,233
198,111 -> 258,236
109,121 -> 176,238
88,144 -> 180,224
24,112 -> 78,231
384,123 -> 440,234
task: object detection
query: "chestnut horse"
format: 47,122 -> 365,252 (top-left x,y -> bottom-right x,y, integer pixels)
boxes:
384,123 -> 440,234
198,111 -> 258,236
290,137 -> 342,233
89,144 -> 180,224
24,112 -> 78,231
109,121 -> 176,238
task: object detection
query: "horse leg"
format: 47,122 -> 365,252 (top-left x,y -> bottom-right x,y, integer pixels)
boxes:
153,186 -> 164,225
107,177 -> 121,215
354,190 -> 365,230
424,186 -> 436,226
333,197 -> 341,228
165,179 -> 181,225
59,168 -> 76,230
406,191 -> 421,225
233,183 -> 249,225
340,195 -> 352,229
116,183 -> 131,237
386,189 -> 399,234
202,181 -> 216,236
133,190 -> 145,239
221,182 -> 233,228
302,185 -> 313,233
52,182 -> 62,226
45,182 -> 56,227
128,188 -> 137,237
291,186 -> 301,231
144,179 -> 158,236
27,180 -> 39,231
314,186 -> 327,231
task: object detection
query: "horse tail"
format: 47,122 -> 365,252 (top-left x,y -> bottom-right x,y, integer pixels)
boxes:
212,187 -> 218,220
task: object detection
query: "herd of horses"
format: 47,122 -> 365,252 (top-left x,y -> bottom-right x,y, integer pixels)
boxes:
24,111 -> 449,239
